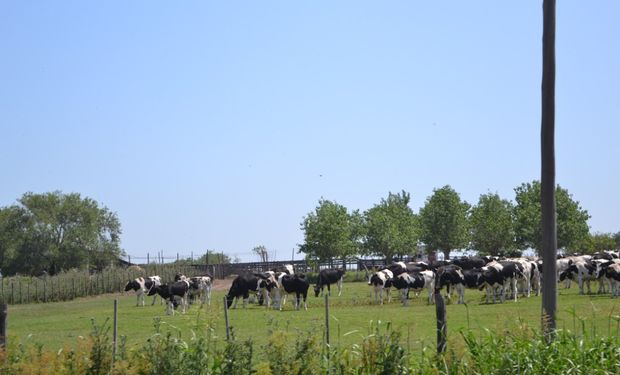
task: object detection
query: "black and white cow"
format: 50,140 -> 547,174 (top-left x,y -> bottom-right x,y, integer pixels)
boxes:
272,264 -> 295,275
277,273 -> 310,310
314,268 -> 346,297
124,276 -> 162,306
559,260 -> 604,295
392,270 -> 436,304
479,261 -> 521,303
149,280 -> 191,315
174,273 -> 188,282
225,274 -> 270,309
450,256 -> 492,270
604,263 -> 620,298
436,265 -> 466,304
188,275 -> 213,305
368,269 -> 393,305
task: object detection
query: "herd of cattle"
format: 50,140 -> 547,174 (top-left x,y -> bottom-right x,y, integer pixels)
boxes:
124,251 -> 620,315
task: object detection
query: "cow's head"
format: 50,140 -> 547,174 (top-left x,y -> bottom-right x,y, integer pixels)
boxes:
124,280 -> 138,292
314,284 -> 321,297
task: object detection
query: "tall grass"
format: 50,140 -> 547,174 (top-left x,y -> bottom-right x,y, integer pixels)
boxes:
2,315 -> 618,374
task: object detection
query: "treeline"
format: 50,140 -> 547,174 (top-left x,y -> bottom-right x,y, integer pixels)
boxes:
0,191 -> 122,276
300,181 -> 620,263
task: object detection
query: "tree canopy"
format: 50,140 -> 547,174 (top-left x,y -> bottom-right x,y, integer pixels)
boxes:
0,191 -> 122,275
514,181 -> 590,253
299,198 -> 362,264
469,193 -> 518,257
418,185 -> 470,260
363,190 -> 418,261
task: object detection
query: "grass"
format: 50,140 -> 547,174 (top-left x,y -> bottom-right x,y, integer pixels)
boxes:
7,282 -> 620,356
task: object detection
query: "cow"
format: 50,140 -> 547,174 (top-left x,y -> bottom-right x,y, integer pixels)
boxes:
450,256 -> 492,270
188,275 -> 213,305
478,261 -> 522,303
174,273 -> 188,282
436,265 -> 466,304
604,263 -> 620,297
392,270 -> 436,304
272,264 -> 295,275
225,274 -> 271,309
368,269 -> 393,305
149,280 -> 190,315
124,276 -> 162,306
277,273 -> 310,310
559,261 -> 605,295
314,268 -> 345,297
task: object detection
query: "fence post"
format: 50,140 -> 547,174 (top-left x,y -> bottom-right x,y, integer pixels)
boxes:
435,287 -> 447,353
223,296 -> 230,340
113,299 -> 118,364
147,253 -> 150,264
0,304 -> 6,349
325,294 -> 330,346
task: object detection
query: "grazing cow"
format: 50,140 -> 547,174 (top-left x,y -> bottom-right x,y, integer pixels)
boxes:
392,271 -> 436,304
225,274 -> 270,308
174,273 -> 188,282
314,268 -> 345,297
188,275 -> 213,305
559,261 -> 604,295
479,261 -> 522,303
273,264 -> 294,275
124,276 -> 162,306
436,265 -> 466,304
450,256 -> 491,270
149,280 -> 191,315
368,269 -> 394,305
277,273 -> 310,310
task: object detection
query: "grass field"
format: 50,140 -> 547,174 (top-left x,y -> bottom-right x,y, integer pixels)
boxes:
7,281 -> 620,355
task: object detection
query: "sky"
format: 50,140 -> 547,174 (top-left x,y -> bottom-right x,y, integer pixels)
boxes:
1,2 -> 618,263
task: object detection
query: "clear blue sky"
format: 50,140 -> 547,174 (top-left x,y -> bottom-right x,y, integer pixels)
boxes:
1,2 -> 618,262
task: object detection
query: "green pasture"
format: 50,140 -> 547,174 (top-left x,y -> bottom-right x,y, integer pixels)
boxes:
7,282 -> 620,355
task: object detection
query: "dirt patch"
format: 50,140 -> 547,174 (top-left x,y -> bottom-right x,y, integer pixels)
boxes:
211,277 -> 234,291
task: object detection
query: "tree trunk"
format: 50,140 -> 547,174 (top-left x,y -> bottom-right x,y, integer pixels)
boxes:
442,249 -> 451,261
541,0 -> 557,344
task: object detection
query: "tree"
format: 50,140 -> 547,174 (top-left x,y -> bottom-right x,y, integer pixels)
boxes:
513,181 -> 590,254
469,193 -> 517,257
0,191 -> 122,275
614,232 -> 620,249
363,190 -> 418,261
252,245 -> 269,262
418,186 -> 470,260
570,232 -> 617,254
299,199 -> 362,265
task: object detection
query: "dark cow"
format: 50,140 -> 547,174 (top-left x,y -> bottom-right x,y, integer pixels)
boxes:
225,274 -> 270,308
314,268 -> 345,297
124,276 -> 162,306
149,280 -> 190,315
436,265 -> 466,304
278,273 -> 310,310
272,264 -> 294,275
174,273 -> 188,282
450,256 -> 492,270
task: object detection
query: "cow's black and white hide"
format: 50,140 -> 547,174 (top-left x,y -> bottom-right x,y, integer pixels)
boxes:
604,263 -> 620,298
479,261 -> 522,303
272,264 -> 294,275
124,276 -> 162,306
225,274 -> 270,308
149,280 -> 190,315
392,271 -> 435,304
508,258 -> 538,298
559,261 -> 604,295
277,273 -> 310,310
368,269 -> 393,305
314,268 -> 345,297
188,275 -> 213,305
436,265 -> 466,304
175,273 -> 188,282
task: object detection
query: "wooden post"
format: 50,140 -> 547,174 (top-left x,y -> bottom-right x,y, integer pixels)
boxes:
113,299 -> 118,363
223,296 -> 230,340
435,288 -> 447,353
147,253 -> 150,264
325,294 -> 330,346
0,304 -> 6,349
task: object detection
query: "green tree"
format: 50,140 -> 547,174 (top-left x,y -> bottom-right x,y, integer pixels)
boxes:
570,232 -> 617,254
470,193 -> 517,257
513,181 -> 590,254
364,190 -> 418,261
0,191 -> 122,275
614,232 -> 620,249
418,185 -> 470,260
299,199 -> 361,265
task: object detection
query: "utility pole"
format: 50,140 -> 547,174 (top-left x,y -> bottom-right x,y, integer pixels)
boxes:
541,0 -> 557,344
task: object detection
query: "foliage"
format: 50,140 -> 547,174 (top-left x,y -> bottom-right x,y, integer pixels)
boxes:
0,191 -> 122,275
514,181 -> 590,253
252,245 -> 269,262
469,193 -> 517,257
418,185 -> 470,260
299,199 -> 363,264
172,251 -> 232,265
570,232 -> 617,254
363,190 -> 419,261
